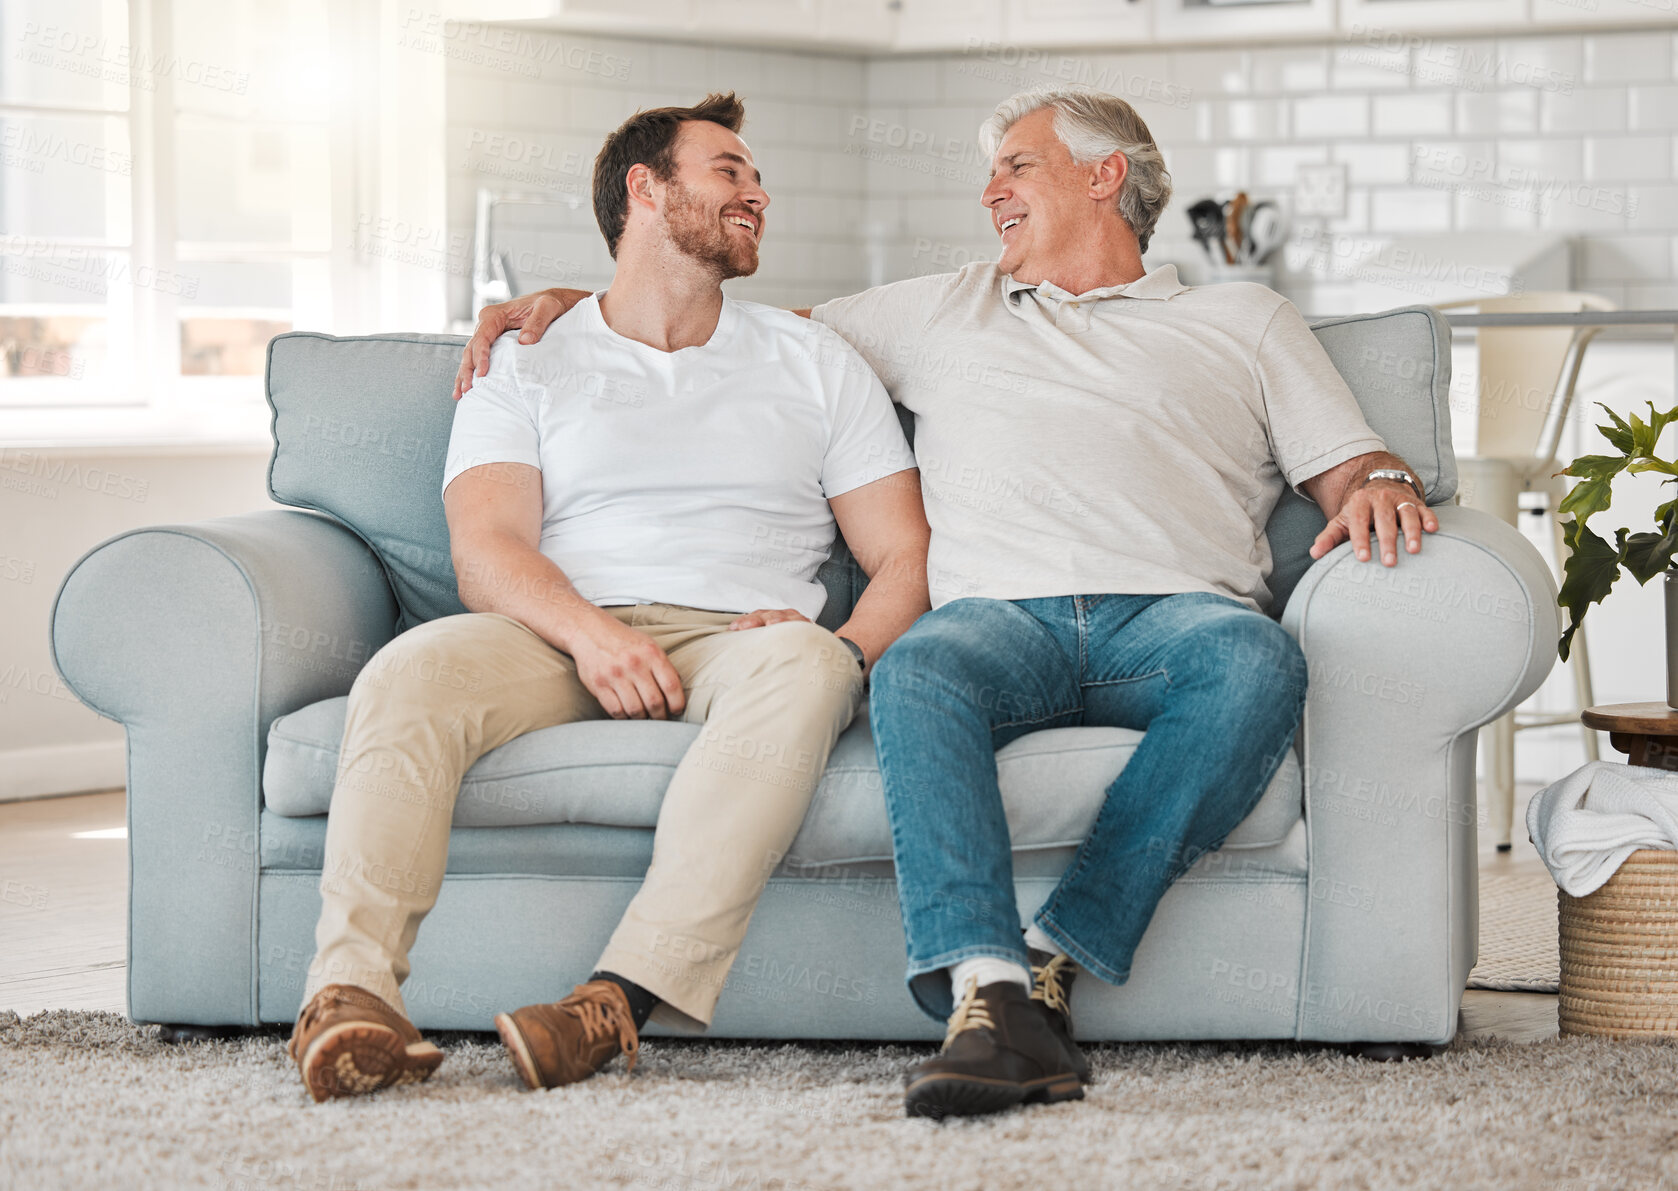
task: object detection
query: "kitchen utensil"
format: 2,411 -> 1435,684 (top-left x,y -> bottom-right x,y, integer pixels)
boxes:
1242,201 -> 1284,265
1187,198 -> 1227,264
1225,192 -> 1249,265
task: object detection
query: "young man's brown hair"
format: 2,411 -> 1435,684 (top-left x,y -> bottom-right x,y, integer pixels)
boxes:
592,91 -> 747,259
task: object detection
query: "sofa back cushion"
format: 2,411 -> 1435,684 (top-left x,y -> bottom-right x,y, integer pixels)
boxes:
264,306 -> 1453,629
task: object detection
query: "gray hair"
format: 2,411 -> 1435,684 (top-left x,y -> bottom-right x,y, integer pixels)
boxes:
978,88 -> 1174,255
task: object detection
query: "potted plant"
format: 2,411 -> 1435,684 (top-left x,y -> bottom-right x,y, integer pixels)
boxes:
1558,401 -> 1678,704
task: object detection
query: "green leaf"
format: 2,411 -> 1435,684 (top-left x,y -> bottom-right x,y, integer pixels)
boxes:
1557,518 -> 1625,662
1628,458 -> 1678,476
1630,401 -> 1678,459
1557,454 -> 1630,525
1623,500 -> 1678,585
1596,404 -> 1635,454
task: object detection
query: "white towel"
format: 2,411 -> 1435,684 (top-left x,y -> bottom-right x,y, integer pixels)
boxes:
1526,761 -> 1678,897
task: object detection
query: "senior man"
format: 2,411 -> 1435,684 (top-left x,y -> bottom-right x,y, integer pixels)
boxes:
457,86 -> 1437,1120
289,93 -> 928,1103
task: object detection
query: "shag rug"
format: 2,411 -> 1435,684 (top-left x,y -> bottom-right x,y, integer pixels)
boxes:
1468,871 -> 1561,993
5,1010 -> 1678,1191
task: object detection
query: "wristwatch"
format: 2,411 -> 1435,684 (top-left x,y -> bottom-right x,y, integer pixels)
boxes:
837,636 -> 867,671
1363,468 -> 1424,502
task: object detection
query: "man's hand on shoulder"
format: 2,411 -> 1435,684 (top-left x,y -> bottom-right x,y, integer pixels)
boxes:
568,610 -> 687,720
454,287 -> 591,401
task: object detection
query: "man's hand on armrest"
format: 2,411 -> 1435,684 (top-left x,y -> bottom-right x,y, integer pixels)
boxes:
1303,450 -> 1440,568
827,469 -> 931,675
444,463 -> 685,719
454,288 -> 592,400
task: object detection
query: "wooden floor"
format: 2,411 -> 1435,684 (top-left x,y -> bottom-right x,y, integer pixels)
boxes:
0,787 -> 1559,1042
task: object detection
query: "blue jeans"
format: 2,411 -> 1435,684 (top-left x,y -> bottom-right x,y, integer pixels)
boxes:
869,593 -> 1308,1021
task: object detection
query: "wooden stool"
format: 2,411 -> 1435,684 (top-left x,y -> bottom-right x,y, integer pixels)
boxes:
1581,703 -> 1678,771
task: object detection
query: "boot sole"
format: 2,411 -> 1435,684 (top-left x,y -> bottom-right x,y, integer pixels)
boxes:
494,1012 -> 544,1091
300,1021 -> 442,1104
904,1070 -> 1085,1120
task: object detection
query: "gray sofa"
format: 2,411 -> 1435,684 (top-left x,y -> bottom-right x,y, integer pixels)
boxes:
50,305 -> 1559,1044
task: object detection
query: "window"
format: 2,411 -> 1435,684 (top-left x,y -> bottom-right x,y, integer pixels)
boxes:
0,0 -> 347,440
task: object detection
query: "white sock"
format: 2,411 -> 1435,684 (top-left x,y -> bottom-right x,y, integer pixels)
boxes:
948,957 -> 1032,1002
1023,923 -> 1061,957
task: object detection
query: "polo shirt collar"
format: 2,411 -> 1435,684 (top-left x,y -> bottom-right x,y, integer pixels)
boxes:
1003,263 -> 1187,305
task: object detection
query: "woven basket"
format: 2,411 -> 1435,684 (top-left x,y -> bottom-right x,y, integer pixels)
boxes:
1558,849 -> 1678,1036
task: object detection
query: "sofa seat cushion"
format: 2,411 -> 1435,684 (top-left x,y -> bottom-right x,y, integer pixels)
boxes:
263,696 -> 1302,866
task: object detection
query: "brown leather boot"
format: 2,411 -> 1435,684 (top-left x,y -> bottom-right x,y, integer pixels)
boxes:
904,979 -> 1084,1120
1029,948 -> 1090,1084
495,979 -> 641,1090
288,984 -> 443,1103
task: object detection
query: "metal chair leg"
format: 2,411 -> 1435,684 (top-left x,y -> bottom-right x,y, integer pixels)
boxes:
1486,712 -> 1516,851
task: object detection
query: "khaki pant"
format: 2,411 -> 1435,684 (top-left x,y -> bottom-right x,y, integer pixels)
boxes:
303,605 -> 864,1028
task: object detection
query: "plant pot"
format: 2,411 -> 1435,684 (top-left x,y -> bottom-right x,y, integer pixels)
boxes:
1669,571 -> 1678,709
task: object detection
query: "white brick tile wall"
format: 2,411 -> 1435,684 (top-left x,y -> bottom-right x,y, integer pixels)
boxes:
1584,135 -> 1673,182
1330,43 -> 1410,92
1584,234 -> 1676,282
1373,92 -> 1453,137
1540,88 -> 1627,136
866,57 -> 940,106
1256,144 -> 1329,188
1333,142 -> 1414,186
1250,46 -> 1330,94
449,27 -> 1678,316
1454,188 -> 1539,232
1198,98 -> 1288,142
1628,185 -> 1678,232
1583,32 -> 1673,85
1168,49 -> 1250,97
1629,85 -> 1678,132
1456,90 -> 1537,138
1293,95 -> 1370,139
1370,187 -> 1452,233
1498,35 -> 1583,89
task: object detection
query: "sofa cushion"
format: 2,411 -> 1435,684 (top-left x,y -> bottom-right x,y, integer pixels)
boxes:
263,696 -> 1301,864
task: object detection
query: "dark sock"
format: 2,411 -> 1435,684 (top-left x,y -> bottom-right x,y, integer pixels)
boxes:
590,970 -> 657,1030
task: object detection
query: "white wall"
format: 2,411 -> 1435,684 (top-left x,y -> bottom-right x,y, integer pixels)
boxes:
448,28 -> 1678,313
0,448 -> 277,801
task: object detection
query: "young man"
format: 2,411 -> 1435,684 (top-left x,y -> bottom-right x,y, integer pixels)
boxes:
458,87 -> 1438,1120
288,93 -> 928,1102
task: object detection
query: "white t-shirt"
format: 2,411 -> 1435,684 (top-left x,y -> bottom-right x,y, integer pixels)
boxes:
442,293 -> 915,620
812,262 -> 1386,613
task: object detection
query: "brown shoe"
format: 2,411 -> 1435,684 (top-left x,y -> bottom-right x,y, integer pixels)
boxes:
1029,949 -> 1090,1084
288,984 -> 443,1103
904,979 -> 1084,1119
495,979 -> 641,1090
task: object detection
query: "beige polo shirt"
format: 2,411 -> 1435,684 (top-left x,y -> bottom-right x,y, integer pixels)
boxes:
811,262 -> 1386,612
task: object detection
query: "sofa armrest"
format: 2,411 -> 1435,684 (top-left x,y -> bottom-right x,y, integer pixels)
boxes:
1279,504 -> 1558,1043
51,510 -> 399,1025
